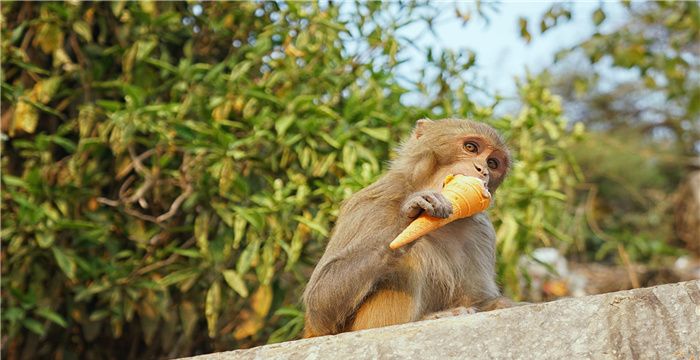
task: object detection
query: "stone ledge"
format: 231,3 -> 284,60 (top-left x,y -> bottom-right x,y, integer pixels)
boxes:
185,280 -> 700,360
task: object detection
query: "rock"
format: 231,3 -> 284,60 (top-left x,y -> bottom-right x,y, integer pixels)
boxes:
184,280 -> 700,360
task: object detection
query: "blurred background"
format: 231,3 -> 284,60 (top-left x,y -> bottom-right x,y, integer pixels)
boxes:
1,1 -> 698,358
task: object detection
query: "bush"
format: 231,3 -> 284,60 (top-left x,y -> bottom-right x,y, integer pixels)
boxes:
1,2 -> 581,357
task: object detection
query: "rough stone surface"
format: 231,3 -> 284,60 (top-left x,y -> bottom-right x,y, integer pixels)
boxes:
185,280 -> 700,360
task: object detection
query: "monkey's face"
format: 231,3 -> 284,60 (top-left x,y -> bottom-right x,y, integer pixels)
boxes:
411,119 -> 511,193
453,135 -> 509,191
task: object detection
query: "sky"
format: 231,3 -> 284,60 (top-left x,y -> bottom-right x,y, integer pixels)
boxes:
398,2 -> 627,105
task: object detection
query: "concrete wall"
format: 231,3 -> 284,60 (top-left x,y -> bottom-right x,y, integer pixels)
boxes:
184,280 -> 700,360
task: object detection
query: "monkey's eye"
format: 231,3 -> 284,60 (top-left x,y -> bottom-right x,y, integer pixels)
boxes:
487,158 -> 499,170
464,141 -> 478,153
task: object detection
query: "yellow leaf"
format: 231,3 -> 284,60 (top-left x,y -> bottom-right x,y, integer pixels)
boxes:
34,22 -> 64,54
232,310 -> 263,340
139,0 -> 156,15
212,100 -> 232,121
13,100 -> 38,135
543,280 -> 568,297
251,285 -> 272,318
284,44 -> 305,57
34,76 -> 62,104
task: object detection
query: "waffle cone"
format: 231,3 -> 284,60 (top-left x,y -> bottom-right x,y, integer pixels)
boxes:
389,175 -> 490,250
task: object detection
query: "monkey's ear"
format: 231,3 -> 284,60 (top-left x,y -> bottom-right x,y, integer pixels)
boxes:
413,119 -> 433,139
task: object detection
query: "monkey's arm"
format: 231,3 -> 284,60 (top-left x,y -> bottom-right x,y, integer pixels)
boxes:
303,189 -> 450,336
303,240 -> 400,336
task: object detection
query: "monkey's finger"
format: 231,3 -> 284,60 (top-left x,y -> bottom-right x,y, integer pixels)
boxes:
424,193 -> 452,218
411,197 -> 435,216
401,202 -> 423,218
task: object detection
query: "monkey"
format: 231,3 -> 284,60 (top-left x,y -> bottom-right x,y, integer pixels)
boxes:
302,118 -> 515,338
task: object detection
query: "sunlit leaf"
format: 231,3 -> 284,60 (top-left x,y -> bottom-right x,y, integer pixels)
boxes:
195,212 -> 210,258
251,285 -> 272,318
360,127 -> 391,142
205,281 -> 221,338
222,270 -> 249,298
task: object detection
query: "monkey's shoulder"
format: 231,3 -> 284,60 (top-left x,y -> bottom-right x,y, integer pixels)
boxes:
338,184 -> 402,213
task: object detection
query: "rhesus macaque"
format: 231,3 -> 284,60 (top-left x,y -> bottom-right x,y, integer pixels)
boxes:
302,118 -> 515,338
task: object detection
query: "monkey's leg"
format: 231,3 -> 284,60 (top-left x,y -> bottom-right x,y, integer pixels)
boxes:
302,320 -> 323,338
348,289 -> 415,331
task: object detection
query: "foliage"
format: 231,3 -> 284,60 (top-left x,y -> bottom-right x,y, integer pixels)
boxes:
490,75 -> 584,297
1,2 -> 580,358
549,1 -> 700,156
534,1 -> 699,264
567,131 -> 684,263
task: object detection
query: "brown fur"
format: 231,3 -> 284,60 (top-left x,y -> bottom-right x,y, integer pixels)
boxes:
302,118 -> 513,338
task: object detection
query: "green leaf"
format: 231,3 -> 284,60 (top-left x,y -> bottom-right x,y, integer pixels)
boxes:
360,127 -> 391,142
233,215 -> 247,249
22,318 -> 46,336
229,61 -> 253,82
171,248 -> 202,258
293,215 -> 328,237
96,100 -> 123,111
36,232 -> 55,248
195,212 -> 210,258
592,8 -> 606,26
315,105 -> 341,120
218,158 -> 236,197
246,89 -> 282,106
236,237 -> 260,275
73,21 -> 93,42
519,17 -> 531,44
75,282 -> 110,302
222,270 -> 249,298
2,175 -> 29,189
274,115 -> 295,136
36,307 -> 68,328
51,247 -> 77,280
89,309 -> 110,322
233,207 -> 264,229
3,307 -> 25,322
319,132 -> 341,149
158,268 -> 200,287
205,281 -> 221,338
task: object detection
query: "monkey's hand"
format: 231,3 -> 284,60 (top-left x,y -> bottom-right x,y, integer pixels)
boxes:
401,191 -> 453,219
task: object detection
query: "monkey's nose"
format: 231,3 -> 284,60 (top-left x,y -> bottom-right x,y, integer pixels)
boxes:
474,163 -> 487,175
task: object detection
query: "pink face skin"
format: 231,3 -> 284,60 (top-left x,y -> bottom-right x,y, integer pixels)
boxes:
430,136 -> 508,192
